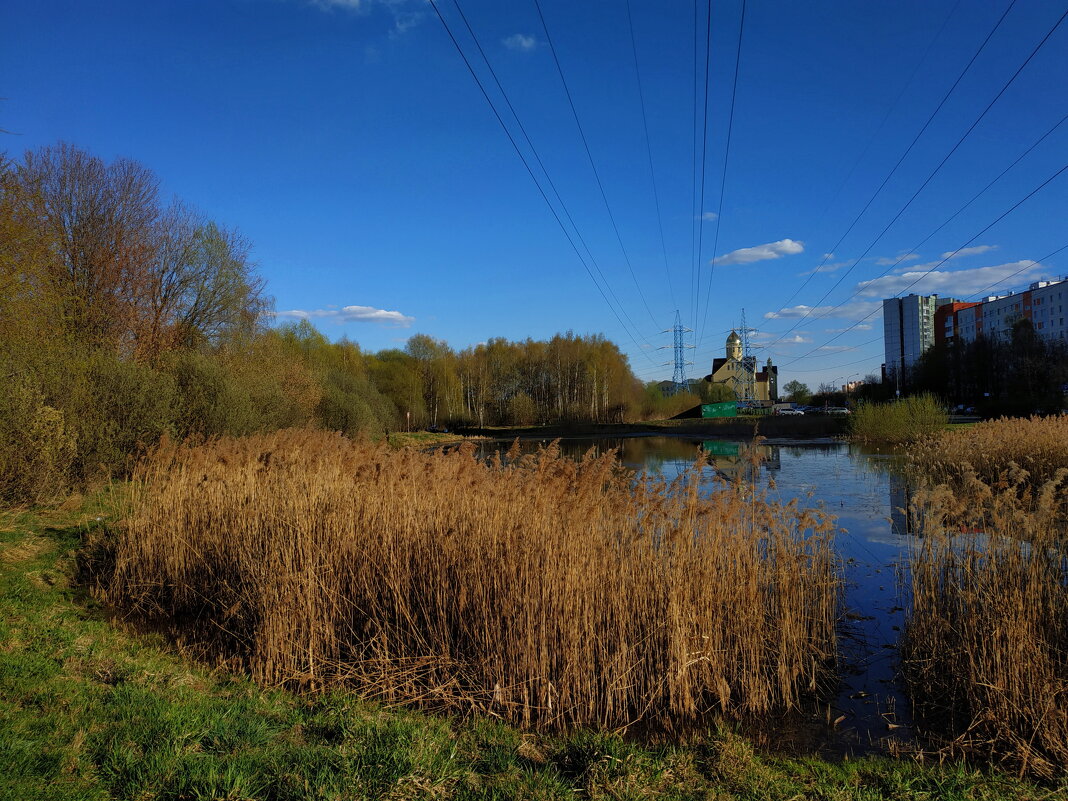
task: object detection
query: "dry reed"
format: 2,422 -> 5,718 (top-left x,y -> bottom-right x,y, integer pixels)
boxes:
105,429 -> 838,733
910,415 -> 1068,507
903,416 -> 1068,777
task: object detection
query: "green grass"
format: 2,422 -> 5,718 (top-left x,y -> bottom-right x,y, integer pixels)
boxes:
0,499 -> 1061,800
386,430 -> 479,449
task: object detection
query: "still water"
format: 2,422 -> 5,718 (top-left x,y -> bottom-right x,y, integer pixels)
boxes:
475,435 -> 913,754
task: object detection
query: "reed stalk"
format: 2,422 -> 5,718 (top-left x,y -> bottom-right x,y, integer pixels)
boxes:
105,429 -> 838,733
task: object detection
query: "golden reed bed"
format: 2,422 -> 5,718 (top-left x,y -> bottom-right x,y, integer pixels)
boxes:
905,415 -> 1068,777
105,430 -> 837,733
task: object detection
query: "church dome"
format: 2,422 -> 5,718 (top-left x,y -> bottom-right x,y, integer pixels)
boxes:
726,330 -> 741,344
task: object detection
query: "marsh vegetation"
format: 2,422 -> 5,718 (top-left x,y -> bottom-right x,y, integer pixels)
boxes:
902,416 -> 1068,777
103,430 -> 838,734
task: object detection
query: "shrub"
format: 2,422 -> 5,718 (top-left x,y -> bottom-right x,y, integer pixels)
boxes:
849,394 -> 947,444
0,374 -> 77,504
316,369 -> 396,438
65,351 -> 176,483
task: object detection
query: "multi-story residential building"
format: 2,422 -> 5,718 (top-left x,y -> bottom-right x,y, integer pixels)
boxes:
943,279 -> 1068,344
883,294 -> 955,379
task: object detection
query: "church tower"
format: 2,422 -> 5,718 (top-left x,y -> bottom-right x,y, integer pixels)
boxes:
725,330 -> 742,361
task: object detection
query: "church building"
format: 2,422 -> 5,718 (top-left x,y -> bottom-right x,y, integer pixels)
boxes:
703,330 -> 778,402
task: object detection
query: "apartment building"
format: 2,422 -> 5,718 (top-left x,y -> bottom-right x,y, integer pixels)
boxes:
941,279 -> 1068,345
883,294 -> 954,378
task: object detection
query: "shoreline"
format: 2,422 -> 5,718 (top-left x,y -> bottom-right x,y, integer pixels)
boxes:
456,415 -> 850,441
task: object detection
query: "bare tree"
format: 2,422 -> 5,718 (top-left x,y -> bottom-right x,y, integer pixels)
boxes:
18,142 -> 160,347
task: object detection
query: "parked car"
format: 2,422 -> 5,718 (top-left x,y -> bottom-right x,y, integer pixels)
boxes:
825,407 -> 851,415
777,407 -> 804,416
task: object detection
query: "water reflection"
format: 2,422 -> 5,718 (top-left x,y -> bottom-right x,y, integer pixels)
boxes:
475,435 -> 913,754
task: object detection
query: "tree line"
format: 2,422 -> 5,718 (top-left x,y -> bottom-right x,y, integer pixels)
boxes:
1,143 -> 700,504
908,318 -> 1068,417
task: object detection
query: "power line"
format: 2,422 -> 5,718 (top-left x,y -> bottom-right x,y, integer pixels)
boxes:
445,0 -> 653,351
766,3 -> 1067,350
766,109 -> 1068,346
764,0 -> 1021,332
803,0 -> 964,245
624,0 -> 675,310
691,0 -> 713,333
427,0 -> 659,366
532,0 -> 663,330
962,242 -> 1068,301
787,347 -> 885,375
780,162 -> 1068,366
788,240 -> 1068,377
696,0 -> 747,354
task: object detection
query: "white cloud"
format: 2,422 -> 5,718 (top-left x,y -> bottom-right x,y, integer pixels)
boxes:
874,252 -> 921,266
781,334 -> 812,344
712,238 -> 804,266
801,253 -> 851,275
307,0 -> 424,35
854,260 -> 1044,298
817,345 -> 853,353
274,304 -> 415,327
941,244 -> 997,260
699,211 -> 718,222
764,300 -> 882,322
503,33 -> 538,51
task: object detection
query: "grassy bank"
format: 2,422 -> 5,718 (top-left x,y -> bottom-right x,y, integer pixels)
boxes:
1,502 -> 1055,800
386,430 -> 482,449
104,431 -> 837,732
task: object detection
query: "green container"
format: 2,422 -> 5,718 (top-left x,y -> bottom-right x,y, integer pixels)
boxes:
701,401 -> 737,418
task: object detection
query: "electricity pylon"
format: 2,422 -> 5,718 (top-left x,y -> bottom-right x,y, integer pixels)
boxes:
739,308 -> 761,403
659,310 -> 694,395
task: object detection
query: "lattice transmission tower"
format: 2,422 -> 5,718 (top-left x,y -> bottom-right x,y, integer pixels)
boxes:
660,310 -> 694,395
739,308 -> 760,403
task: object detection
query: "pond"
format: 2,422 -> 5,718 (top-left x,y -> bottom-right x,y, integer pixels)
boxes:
474,434 -> 914,755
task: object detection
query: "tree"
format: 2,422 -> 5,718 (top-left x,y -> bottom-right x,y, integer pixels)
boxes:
700,381 -> 737,403
17,142 -> 161,348
782,380 -> 811,404
134,206 -> 267,359
11,143 -> 267,360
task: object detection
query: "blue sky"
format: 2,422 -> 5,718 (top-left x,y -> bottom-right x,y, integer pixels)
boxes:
3,0 -> 1066,388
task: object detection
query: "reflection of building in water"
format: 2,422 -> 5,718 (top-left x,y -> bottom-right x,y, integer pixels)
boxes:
700,441 -> 777,481
764,446 -> 781,472
889,469 -> 911,536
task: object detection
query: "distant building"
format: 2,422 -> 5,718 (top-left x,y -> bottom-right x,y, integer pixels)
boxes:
703,331 -> 778,402
882,279 -> 1068,381
942,279 -> 1068,344
883,294 -> 956,379
934,301 -> 981,347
